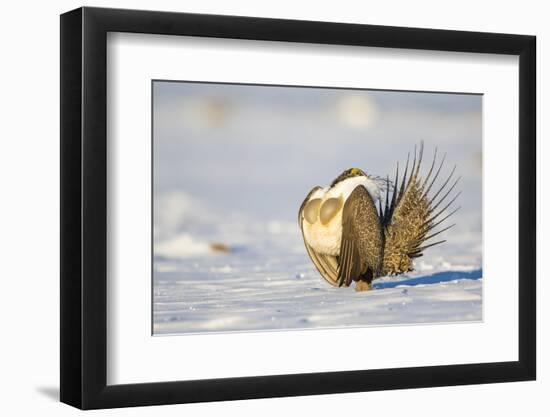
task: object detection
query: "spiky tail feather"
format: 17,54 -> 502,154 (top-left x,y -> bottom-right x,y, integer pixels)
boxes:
380,142 -> 460,276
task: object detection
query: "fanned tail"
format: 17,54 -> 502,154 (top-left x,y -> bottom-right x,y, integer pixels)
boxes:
380,142 -> 461,276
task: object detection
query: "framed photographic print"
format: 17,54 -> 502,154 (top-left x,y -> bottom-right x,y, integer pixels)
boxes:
60,6 -> 536,409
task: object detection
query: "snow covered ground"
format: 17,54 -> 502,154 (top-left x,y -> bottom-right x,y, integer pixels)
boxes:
153,208 -> 482,335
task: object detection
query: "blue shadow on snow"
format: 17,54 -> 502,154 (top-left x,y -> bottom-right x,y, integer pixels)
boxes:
373,268 -> 482,290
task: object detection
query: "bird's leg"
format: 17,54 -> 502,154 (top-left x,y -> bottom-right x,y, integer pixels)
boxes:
354,270 -> 373,292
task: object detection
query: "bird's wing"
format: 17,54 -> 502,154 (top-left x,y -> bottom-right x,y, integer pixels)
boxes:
337,185 -> 384,287
381,142 -> 461,275
299,186 -> 340,286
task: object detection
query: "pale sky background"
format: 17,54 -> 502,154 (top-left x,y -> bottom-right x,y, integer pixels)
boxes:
153,80 -> 481,230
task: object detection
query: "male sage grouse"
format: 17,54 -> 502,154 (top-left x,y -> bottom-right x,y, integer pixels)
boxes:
298,143 -> 460,291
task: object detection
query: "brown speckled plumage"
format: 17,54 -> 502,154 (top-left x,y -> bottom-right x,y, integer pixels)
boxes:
382,179 -> 429,275
380,143 -> 461,277
338,186 -> 383,287
299,142 -> 461,290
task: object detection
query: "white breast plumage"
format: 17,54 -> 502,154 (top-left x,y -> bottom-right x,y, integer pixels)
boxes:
301,176 -> 381,256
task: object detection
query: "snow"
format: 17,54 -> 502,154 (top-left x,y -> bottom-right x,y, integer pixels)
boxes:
153,201 -> 482,335
155,234 -> 213,258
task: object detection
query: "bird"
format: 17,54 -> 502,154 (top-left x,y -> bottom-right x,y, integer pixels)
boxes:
298,143 -> 460,291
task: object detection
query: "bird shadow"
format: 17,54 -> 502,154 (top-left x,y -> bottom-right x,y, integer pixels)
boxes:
373,268 -> 482,290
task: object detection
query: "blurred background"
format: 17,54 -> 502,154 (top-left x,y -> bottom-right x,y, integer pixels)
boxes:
152,81 -> 482,334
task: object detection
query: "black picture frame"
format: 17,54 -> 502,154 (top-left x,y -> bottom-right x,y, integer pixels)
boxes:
60,6 -> 536,410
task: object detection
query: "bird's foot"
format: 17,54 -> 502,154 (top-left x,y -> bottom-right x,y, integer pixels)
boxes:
355,281 -> 372,292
